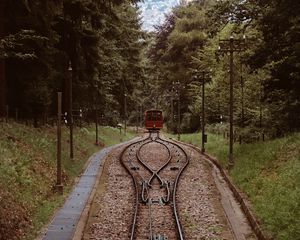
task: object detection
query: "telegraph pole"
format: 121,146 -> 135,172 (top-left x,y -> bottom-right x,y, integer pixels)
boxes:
193,70 -> 211,153
95,84 -> 99,145
95,106 -> 99,145
170,87 -> 174,133
259,74 -> 263,129
218,35 -> 245,168
241,75 -> 245,127
68,61 -> 74,160
229,41 -> 234,166
177,90 -> 181,141
124,92 -> 127,135
56,92 -> 63,194
140,104 -> 143,127
136,106 -> 139,133
172,81 -> 181,140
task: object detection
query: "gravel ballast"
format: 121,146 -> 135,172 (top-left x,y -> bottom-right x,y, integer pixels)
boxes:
82,136 -> 245,239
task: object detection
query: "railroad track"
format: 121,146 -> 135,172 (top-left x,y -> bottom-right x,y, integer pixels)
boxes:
120,131 -> 189,240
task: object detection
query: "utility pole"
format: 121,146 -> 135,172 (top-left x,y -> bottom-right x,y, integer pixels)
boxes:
68,61 -> 74,160
168,87 -> 175,133
95,106 -> 99,145
56,92 -> 63,194
0,1 -> 6,119
172,81 -> 181,141
259,77 -> 263,129
136,106 -> 139,133
95,84 -> 99,145
259,77 -> 265,141
241,75 -> 245,127
177,91 -> 181,141
124,92 -> 127,135
193,70 -> 211,153
140,104 -> 143,128
218,35 -> 245,168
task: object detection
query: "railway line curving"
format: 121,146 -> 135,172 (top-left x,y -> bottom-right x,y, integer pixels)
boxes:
119,131 -> 189,240
80,131 -> 258,240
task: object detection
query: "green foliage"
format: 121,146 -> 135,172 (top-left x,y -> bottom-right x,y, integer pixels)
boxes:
169,131 -> 300,240
150,0 -> 299,138
1,0 -> 145,124
0,121 -> 136,239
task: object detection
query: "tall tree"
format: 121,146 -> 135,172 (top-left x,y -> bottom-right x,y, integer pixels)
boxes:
0,1 -> 5,117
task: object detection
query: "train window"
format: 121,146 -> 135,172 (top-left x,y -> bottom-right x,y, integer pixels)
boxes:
157,112 -> 162,120
147,113 -> 152,120
146,111 -> 162,121
153,112 -> 157,120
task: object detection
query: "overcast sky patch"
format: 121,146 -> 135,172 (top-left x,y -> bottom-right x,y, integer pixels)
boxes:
138,0 -> 180,31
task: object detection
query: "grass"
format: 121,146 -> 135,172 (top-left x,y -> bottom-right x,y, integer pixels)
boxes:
0,122 -> 136,240
167,131 -> 300,240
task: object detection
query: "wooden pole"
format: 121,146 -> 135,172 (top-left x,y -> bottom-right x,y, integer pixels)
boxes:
56,92 -> 63,194
5,105 -> 8,123
177,90 -> 181,141
229,38 -> 234,168
68,62 -> 74,159
201,73 -> 205,153
95,107 -> 99,145
124,93 -> 127,135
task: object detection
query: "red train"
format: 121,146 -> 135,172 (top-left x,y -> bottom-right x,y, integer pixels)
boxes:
145,109 -> 163,131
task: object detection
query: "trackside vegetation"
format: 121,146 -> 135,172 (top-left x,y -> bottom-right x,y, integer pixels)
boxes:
0,122 -> 135,240
169,131 -> 300,240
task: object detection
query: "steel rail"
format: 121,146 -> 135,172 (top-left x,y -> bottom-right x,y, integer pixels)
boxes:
119,134 -> 152,240
136,138 -> 172,186
157,136 -> 189,240
120,132 -> 189,240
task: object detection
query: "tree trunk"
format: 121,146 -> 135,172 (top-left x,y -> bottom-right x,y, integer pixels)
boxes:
0,1 -> 6,117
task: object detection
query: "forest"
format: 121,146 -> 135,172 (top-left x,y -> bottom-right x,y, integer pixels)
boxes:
0,0 -> 299,138
0,1 -> 299,240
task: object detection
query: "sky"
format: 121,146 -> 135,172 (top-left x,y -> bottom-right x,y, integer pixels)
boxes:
138,0 -> 181,31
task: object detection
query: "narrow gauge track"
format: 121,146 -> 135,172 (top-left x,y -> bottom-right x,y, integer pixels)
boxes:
120,131 -> 189,240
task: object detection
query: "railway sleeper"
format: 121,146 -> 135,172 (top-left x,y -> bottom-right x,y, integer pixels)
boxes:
130,166 -> 140,170
147,198 -> 165,206
170,166 -> 179,171
150,233 -> 168,240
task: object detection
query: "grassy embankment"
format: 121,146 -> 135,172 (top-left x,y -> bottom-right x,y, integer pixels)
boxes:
168,132 -> 300,240
0,122 -> 136,240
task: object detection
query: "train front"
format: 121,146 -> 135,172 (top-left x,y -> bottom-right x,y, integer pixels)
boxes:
145,110 -> 163,131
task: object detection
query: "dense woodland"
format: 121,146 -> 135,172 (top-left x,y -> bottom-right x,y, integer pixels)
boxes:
0,1 -> 299,239
150,0 -> 300,139
0,0 -> 145,127
0,0 -> 299,139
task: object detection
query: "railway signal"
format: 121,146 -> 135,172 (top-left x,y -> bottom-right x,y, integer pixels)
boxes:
217,35 -> 246,168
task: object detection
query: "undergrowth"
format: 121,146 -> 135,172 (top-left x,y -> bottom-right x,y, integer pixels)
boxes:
168,131 -> 300,240
0,122 -> 136,240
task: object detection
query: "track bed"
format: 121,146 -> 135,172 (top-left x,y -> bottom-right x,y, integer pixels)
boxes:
82,133 -> 256,240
